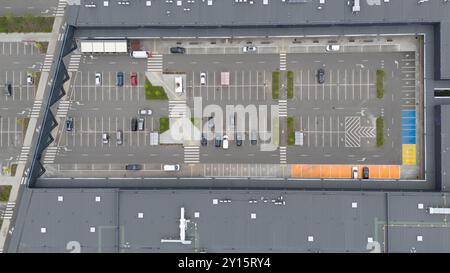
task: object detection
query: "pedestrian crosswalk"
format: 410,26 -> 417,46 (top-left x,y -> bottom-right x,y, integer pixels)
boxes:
43,146 -> 58,164
17,146 -> 31,164
184,146 -> 200,164
56,100 -> 71,118
1,202 -> 15,220
54,0 -> 68,17
169,100 -> 187,118
30,100 -> 43,118
279,146 -> 287,164
41,54 -> 54,72
280,52 -> 287,71
278,100 -> 287,117
147,53 -> 163,72
68,54 -> 81,72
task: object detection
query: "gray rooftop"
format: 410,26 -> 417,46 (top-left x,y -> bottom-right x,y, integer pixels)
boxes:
7,188 -> 450,253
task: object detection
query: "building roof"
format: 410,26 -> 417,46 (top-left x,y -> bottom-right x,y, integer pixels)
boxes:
7,188 -> 450,253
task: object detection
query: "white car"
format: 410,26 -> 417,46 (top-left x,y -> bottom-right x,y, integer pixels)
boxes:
223,135 -> 229,149
163,164 -> 180,171
26,74 -> 34,85
242,46 -> 257,53
352,166 -> 358,179
138,109 -> 152,116
102,133 -> 109,144
326,44 -> 340,52
200,72 -> 206,85
95,72 -> 102,86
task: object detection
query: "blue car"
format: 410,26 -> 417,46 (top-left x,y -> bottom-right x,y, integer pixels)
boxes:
116,72 -> 124,86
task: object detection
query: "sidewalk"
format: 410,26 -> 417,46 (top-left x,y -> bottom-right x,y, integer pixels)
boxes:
0,15 -> 66,252
0,33 -> 53,42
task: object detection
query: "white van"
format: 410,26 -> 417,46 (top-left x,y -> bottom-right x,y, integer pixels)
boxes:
163,164 -> 180,171
326,44 -> 340,52
130,51 -> 149,59
223,135 -> 229,149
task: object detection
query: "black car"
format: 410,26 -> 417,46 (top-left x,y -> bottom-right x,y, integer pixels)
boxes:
66,117 -> 74,131
317,68 -> 325,84
131,118 -> 138,132
4,83 -> 12,96
201,133 -> 207,146
170,47 -> 186,54
362,167 -> 370,179
125,164 -> 142,171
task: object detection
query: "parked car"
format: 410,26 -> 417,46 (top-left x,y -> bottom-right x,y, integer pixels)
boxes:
131,73 -> 138,86
236,133 -> 243,146
95,72 -> 102,86
251,130 -> 258,145
362,166 -> 370,179
242,46 -> 257,53
352,166 -> 358,179
3,83 -> 12,96
215,133 -> 222,147
138,109 -> 152,116
326,44 -> 340,52
137,117 -> 145,131
200,72 -> 206,85
131,118 -> 138,132
163,164 -> 180,171
317,68 -> 325,84
66,117 -> 74,131
223,135 -> 229,149
125,164 -> 142,171
102,133 -> 109,144
26,74 -> 34,85
170,47 -> 186,54
116,130 -> 123,145
201,133 -> 207,146
116,72 -> 124,86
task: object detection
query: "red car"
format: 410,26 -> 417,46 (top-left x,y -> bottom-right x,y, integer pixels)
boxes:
131,73 -> 138,86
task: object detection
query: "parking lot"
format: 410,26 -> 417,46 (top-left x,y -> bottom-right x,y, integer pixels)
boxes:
0,41 -> 45,171
44,36 -> 422,179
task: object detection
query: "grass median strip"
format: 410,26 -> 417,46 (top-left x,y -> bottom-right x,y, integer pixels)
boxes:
272,71 -> 280,99
144,78 -> 168,100
287,71 -> 294,99
159,117 -> 169,133
0,185 -> 12,202
376,69 -> 385,99
287,117 -> 295,146
0,14 -> 54,33
376,117 -> 384,147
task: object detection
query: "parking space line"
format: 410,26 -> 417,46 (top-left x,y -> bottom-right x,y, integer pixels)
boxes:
241,71 -> 245,101
314,116 -> 317,147
329,70 -> 332,101
367,69 -> 370,98
307,69 -> 310,100
352,69 -> 355,100
359,69 -> 362,100
248,70 -> 251,101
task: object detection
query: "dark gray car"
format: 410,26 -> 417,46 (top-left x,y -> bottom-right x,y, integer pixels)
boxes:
125,164 -> 142,171
317,68 -> 325,84
4,83 -> 12,96
170,47 -> 186,54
